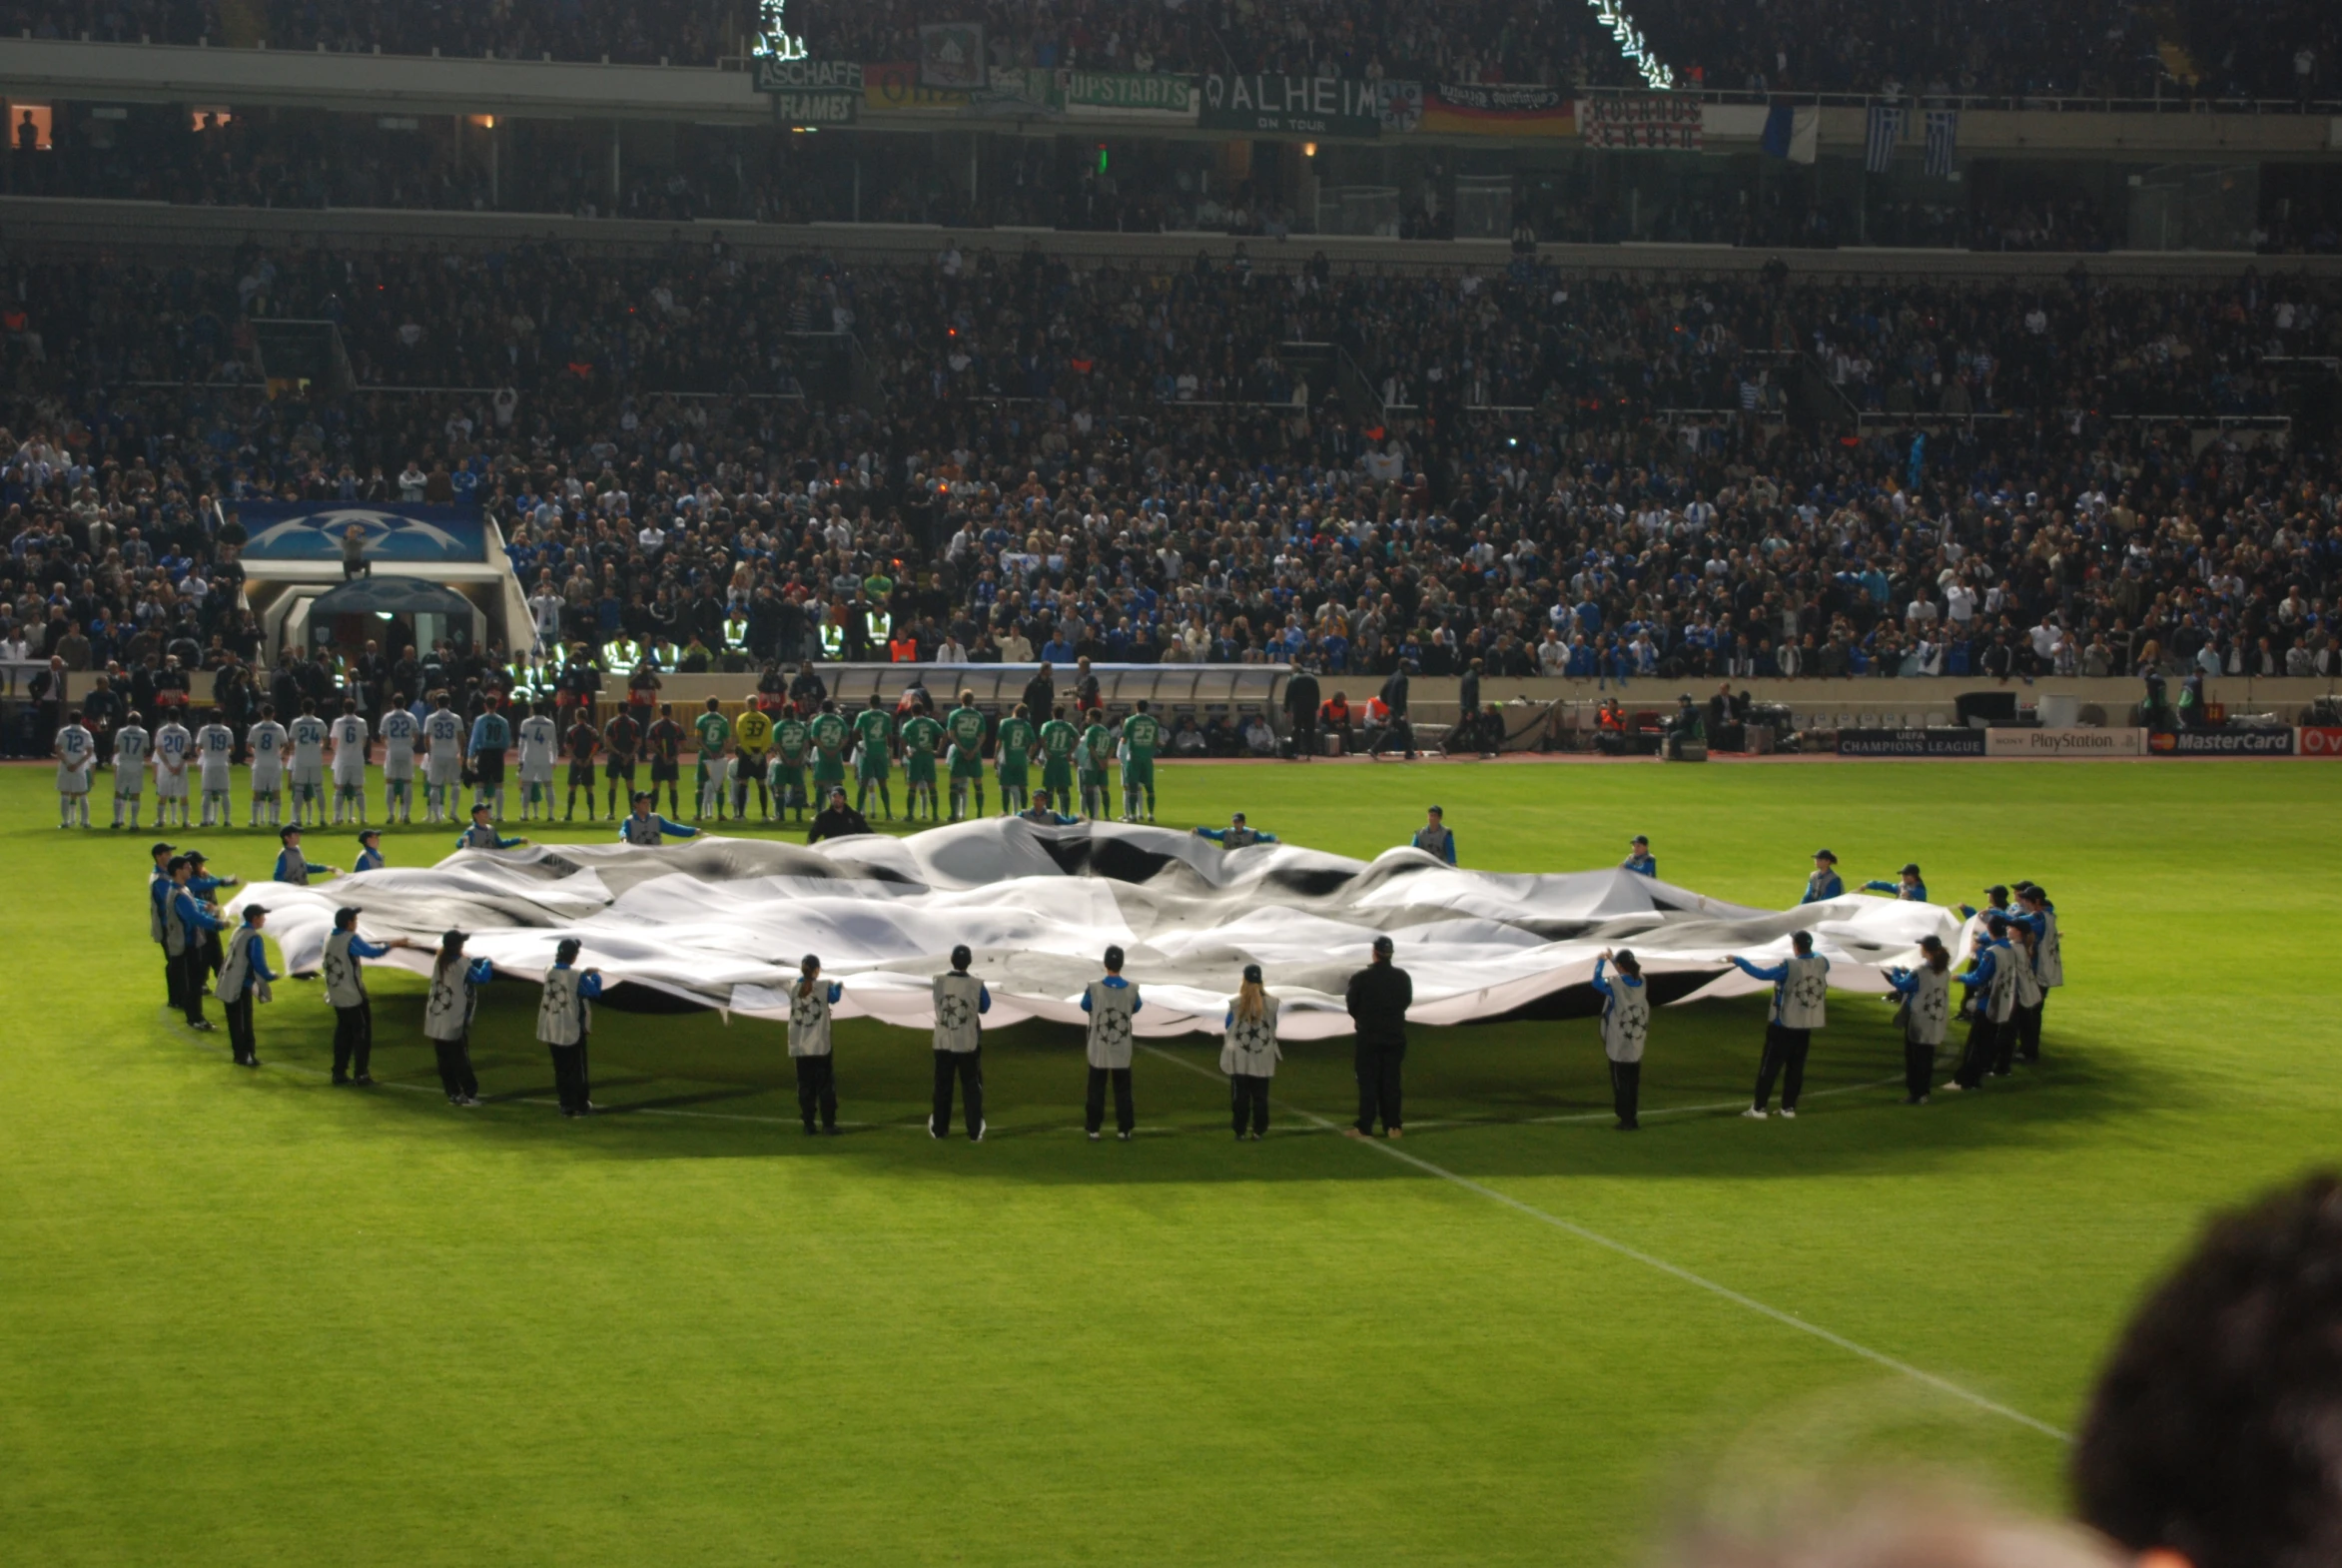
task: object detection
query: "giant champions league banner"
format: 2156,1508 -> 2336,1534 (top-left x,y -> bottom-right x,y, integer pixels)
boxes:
233,820 -> 1963,1039
232,502 -> 486,564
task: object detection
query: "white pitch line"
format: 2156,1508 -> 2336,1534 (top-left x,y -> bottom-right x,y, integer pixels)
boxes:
1140,1044 -> 2070,1443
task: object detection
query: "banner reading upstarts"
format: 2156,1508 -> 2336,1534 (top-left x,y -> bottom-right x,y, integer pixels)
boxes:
1059,71 -> 1197,124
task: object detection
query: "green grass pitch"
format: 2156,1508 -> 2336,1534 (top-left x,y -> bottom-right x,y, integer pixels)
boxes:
3,756 -> 2336,1565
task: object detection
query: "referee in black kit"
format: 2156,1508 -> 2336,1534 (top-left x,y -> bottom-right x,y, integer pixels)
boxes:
1344,935 -> 1412,1139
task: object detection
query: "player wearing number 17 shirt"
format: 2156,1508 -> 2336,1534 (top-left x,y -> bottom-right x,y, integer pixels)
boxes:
111,712 -> 151,828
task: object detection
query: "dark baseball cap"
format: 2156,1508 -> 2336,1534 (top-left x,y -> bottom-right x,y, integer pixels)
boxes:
243,904 -> 270,920
185,850 -> 208,864
1814,848 -> 1838,862
149,841 -> 176,856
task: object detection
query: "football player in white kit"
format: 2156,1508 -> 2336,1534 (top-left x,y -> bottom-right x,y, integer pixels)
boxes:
247,703 -> 290,827
515,701 -> 559,822
423,693 -> 465,823
378,693 -> 419,824
55,708 -> 96,827
196,708 -> 237,826
112,710 -> 151,829
288,699 -> 331,827
329,699 -> 372,825
153,710 -> 194,828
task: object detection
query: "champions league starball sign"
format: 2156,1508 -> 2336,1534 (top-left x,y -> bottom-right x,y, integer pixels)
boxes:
232,503 -> 487,564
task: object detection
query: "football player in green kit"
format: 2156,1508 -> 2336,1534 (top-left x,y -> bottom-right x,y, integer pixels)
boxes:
852,696 -> 896,821
1118,699 -> 1163,822
900,701 -> 945,822
1038,704 -> 1080,811
1078,710 -> 1116,820
692,697 -> 732,821
994,702 -> 1038,815
944,689 -> 990,821
807,700 -> 850,808
769,708 -> 812,823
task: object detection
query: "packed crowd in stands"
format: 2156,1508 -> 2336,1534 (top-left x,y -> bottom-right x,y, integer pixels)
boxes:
3,237 -> 2339,756
2,0 -> 741,64
1631,0 -> 2151,99
3,0 -> 2339,102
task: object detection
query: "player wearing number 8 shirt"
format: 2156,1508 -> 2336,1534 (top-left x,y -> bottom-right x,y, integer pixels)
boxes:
246,705 -> 288,826
994,704 -> 1036,815
943,691 -> 989,820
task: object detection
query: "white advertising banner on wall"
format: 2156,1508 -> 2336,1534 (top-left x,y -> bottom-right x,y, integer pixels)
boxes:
1983,727 -> 2148,758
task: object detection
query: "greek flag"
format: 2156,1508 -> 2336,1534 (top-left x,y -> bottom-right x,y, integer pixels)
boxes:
1865,105 -> 1905,174
1924,109 -> 1959,179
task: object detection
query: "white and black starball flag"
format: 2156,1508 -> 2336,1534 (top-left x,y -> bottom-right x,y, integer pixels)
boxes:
231,822 -> 1965,1039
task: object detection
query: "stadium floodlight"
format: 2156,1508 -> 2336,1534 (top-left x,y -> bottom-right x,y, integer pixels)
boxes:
753,0 -> 807,62
1586,0 -> 1676,90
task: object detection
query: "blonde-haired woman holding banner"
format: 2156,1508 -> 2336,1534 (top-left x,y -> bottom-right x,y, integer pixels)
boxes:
1220,963 -> 1281,1141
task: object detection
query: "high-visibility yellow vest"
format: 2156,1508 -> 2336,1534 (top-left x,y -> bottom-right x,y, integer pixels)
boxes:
818,622 -> 845,658
723,617 -> 749,650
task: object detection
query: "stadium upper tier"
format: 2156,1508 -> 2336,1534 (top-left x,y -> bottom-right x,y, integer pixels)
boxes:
1,240 -> 2337,705
0,0 -> 2334,101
